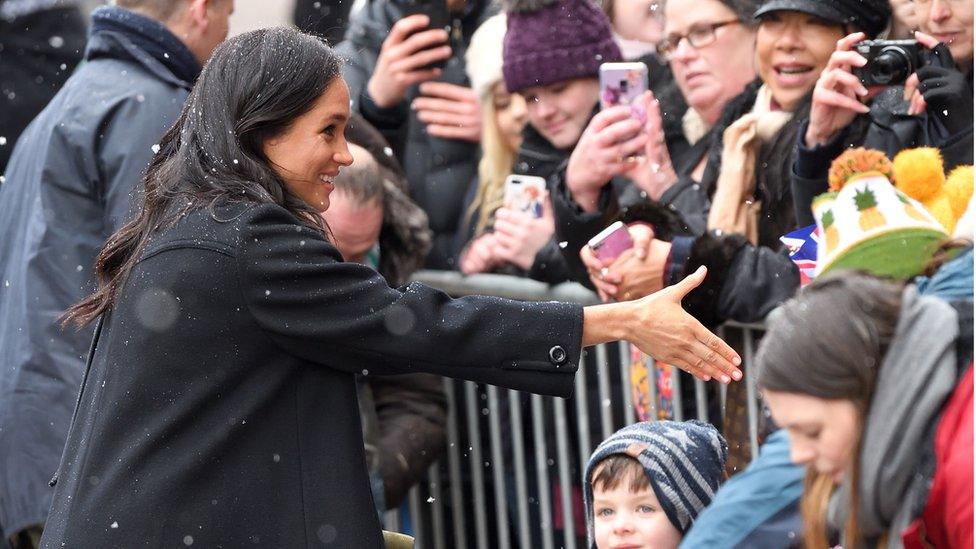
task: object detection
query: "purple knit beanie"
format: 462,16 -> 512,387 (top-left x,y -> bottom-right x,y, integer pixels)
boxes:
502,0 -> 622,93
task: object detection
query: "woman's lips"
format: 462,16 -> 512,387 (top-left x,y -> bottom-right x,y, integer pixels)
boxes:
932,32 -> 959,44
771,63 -> 815,88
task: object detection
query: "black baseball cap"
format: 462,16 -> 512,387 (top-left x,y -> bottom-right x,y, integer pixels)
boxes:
753,0 -> 892,39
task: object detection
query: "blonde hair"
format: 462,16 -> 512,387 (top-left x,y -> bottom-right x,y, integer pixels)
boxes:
466,90 -> 519,236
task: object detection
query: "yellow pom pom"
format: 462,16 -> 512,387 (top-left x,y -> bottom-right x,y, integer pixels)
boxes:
944,165 -> 974,219
893,147 -> 945,202
828,148 -> 893,192
923,193 -> 955,233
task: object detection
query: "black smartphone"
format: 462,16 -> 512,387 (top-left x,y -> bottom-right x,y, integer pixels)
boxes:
398,0 -> 451,71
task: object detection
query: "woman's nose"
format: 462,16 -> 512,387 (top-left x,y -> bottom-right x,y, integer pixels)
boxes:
512,97 -> 528,125
335,140 -> 354,167
671,38 -> 698,63
927,0 -> 952,23
789,442 -> 816,465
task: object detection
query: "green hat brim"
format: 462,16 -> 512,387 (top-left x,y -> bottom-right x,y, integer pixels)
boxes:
819,227 -> 947,279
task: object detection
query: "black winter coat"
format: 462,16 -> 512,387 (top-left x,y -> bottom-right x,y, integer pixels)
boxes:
41,202 -> 583,548
791,71 -> 975,227
335,0 -> 495,270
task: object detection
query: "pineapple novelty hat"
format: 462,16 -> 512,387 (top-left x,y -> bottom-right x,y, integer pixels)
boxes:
813,147 -> 973,279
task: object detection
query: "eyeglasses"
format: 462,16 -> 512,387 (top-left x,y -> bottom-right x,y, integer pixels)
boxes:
656,19 -> 741,60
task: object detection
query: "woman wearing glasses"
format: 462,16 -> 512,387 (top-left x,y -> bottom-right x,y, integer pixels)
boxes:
574,0 -> 892,322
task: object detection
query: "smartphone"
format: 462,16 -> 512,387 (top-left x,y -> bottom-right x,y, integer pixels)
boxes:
398,0 -> 452,71
503,175 -> 547,219
599,62 -> 649,125
588,221 -> 634,262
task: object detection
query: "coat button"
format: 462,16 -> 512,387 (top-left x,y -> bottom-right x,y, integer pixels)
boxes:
549,345 -> 567,366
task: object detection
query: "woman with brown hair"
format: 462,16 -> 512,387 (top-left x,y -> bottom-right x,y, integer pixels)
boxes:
756,272 -> 972,548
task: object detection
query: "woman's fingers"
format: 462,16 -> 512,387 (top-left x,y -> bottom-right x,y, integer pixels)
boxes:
664,265 -> 706,301
914,30 -> 941,49
813,87 -> 870,114
595,117 -> 644,148
627,223 -> 655,260
836,31 -> 865,52
826,49 -> 868,72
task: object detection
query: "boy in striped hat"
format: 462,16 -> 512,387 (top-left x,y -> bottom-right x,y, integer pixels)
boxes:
584,420 -> 727,549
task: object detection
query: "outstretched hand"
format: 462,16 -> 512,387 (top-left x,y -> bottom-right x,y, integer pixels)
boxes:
627,266 -> 742,383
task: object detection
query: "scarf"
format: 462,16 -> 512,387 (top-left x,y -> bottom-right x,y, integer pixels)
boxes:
87,6 -> 201,85
827,286 -> 959,547
681,107 -> 712,147
707,84 -> 792,244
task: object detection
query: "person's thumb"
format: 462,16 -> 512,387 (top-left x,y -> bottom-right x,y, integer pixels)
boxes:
667,265 -> 706,301
542,193 -> 554,220
630,223 -> 654,260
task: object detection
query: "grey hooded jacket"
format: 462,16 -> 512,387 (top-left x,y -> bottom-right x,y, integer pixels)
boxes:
0,21 -> 189,535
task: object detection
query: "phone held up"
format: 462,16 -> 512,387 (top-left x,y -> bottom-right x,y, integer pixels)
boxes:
503,175 -> 547,219
399,0 -> 452,70
588,221 -> 634,263
599,62 -> 649,125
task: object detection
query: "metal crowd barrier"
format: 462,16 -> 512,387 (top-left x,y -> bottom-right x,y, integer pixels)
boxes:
383,271 -> 766,549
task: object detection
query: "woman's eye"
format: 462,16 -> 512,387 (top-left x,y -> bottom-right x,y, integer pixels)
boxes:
323,125 -> 336,138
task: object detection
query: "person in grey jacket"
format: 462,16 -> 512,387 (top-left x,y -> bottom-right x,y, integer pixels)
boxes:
0,1 -> 232,546
335,0 -> 494,269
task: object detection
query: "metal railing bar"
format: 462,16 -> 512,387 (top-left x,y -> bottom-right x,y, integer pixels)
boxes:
574,357 -> 592,477
408,485 -> 425,547
618,341 -> 636,427
443,379 -> 467,548
427,463 -> 446,549
671,365 -> 684,422
595,344 -> 613,440
531,394 -> 555,549
743,329 -> 760,459
464,382 -> 489,549
695,378 -> 708,422
509,390 -> 532,549
487,385 -> 511,549
553,396 -> 577,549
645,355 -> 659,422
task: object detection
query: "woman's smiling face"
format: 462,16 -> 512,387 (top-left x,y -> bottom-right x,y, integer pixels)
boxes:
262,78 -> 355,212
756,11 -> 846,111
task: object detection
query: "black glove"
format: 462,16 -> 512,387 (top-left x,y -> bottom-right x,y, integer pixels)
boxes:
917,44 -> 973,135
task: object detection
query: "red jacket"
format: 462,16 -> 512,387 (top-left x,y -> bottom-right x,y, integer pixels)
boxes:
903,365 -> 974,549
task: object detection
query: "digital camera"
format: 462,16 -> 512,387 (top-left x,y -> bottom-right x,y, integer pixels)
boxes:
853,40 -> 924,87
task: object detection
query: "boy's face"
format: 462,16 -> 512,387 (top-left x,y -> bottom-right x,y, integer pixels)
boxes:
592,481 -> 682,549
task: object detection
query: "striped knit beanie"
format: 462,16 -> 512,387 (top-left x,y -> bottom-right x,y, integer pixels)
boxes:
583,420 -> 728,547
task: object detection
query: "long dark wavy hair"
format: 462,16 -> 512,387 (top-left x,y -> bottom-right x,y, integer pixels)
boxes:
63,27 -> 344,327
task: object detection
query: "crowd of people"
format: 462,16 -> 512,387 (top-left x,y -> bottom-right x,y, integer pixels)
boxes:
0,0 -> 972,547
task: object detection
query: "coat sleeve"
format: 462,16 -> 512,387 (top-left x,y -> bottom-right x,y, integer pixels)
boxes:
368,373 -> 447,508
97,92 -> 185,232
236,204 -> 583,397
675,232 -> 800,326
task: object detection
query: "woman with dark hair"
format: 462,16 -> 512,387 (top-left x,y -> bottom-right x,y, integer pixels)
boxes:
42,27 -> 740,547
756,273 -> 972,548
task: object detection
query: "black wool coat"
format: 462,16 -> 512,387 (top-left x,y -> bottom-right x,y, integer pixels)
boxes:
41,202 -> 583,548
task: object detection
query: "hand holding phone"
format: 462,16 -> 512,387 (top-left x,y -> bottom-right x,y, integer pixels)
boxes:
600,62 -> 649,125
503,175 -> 547,219
588,221 -> 634,263
366,14 -> 451,109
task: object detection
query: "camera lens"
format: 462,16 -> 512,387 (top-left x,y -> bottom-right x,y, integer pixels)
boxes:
869,47 -> 912,85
